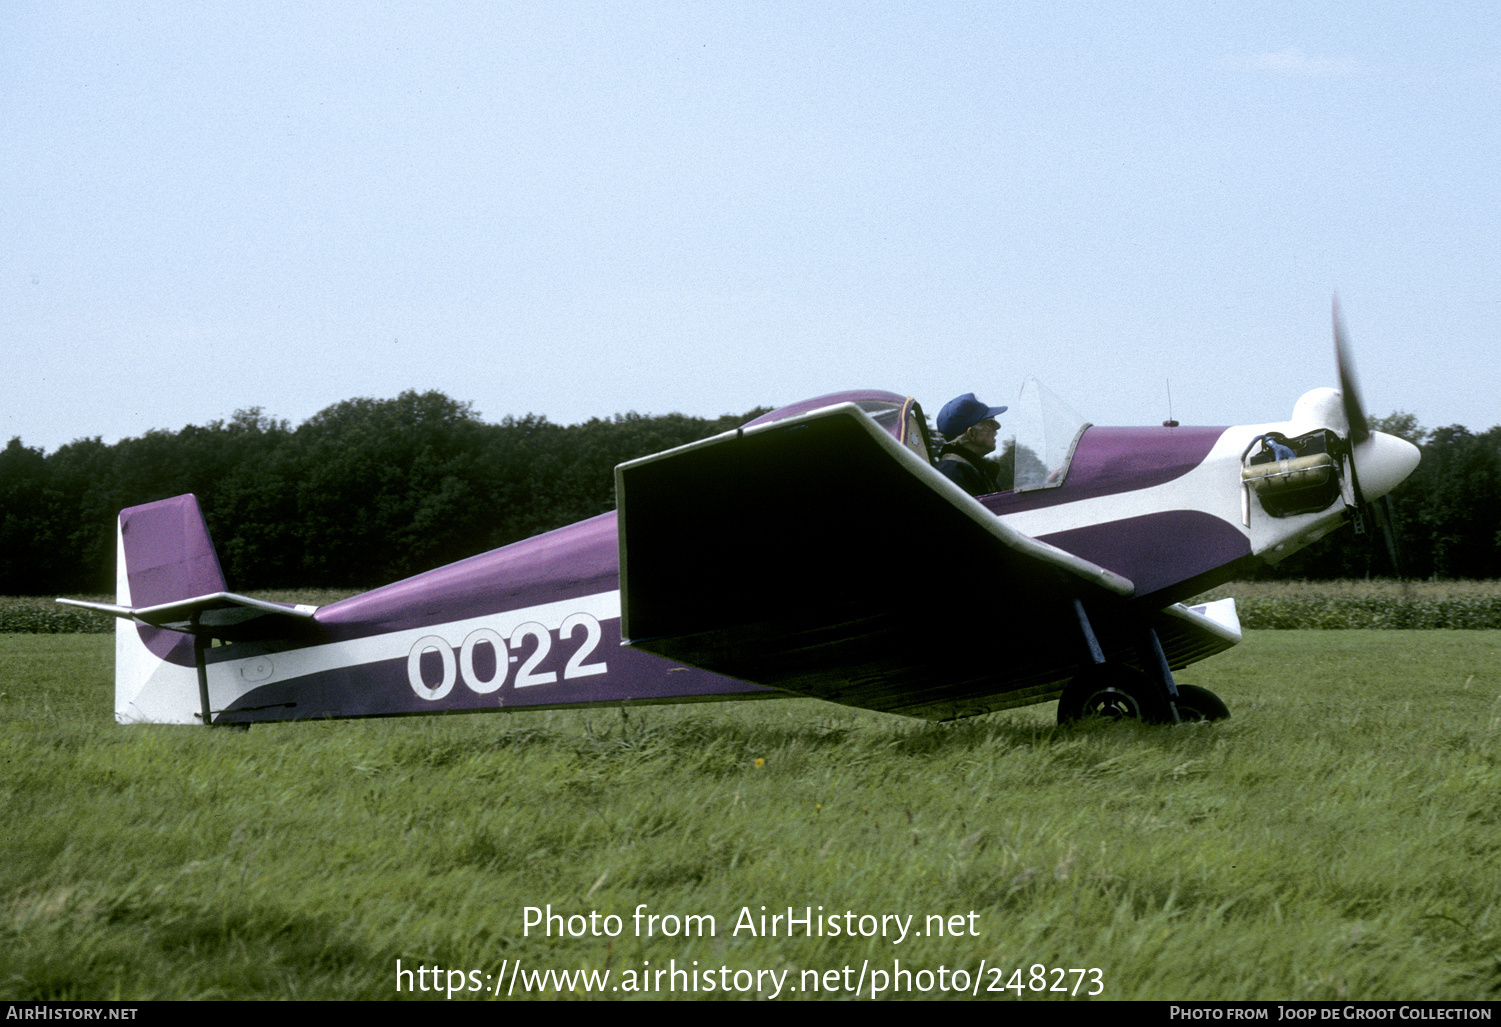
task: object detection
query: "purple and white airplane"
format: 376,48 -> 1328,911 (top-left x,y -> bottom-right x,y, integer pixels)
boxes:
62,313 -> 1419,728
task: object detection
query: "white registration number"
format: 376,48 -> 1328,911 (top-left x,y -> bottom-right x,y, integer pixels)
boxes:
405,612 -> 609,701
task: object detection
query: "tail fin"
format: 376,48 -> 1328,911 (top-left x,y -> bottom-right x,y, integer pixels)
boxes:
57,494 -> 318,724
115,495 -> 227,724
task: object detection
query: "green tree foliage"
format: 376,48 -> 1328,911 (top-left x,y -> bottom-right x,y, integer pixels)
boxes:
1,393 -> 769,593
1256,412 -> 1501,580
1368,411 -> 1425,444
0,438 -> 61,593
3,398 -> 1493,592
1399,423 -> 1501,578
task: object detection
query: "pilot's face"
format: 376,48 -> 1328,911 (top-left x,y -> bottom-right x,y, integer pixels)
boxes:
967,418 -> 1000,455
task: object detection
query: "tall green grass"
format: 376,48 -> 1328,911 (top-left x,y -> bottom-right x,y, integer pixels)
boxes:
2,631 -> 1499,1000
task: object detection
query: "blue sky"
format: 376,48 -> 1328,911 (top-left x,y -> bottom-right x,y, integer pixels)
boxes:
4,2 -> 1497,452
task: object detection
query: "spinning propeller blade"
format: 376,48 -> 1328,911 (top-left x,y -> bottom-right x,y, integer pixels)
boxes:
1333,294 -> 1370,448
1373,493 -> 1404,578
1332,295 -> 1411,575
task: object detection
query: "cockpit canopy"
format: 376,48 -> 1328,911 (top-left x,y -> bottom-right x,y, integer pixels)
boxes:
748,381 -> 1090,493
1009,378 -> 1090,491
745,391 -> 934,464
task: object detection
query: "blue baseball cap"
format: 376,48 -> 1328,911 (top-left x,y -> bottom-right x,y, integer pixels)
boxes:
937,393 -> 1007,440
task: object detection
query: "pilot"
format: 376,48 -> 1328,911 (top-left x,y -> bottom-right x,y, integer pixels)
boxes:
934,392 -> 1007,496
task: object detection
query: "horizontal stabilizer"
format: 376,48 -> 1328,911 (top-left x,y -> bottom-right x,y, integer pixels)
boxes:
58,592 -> 318,642
53,492 -> 323,724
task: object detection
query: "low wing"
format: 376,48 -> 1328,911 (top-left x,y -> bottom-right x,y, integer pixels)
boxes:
58,592 -> 318,642
615,402 -> 1201,721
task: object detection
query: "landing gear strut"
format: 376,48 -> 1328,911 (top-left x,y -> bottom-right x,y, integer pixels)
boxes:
1060,603 -> 1229,725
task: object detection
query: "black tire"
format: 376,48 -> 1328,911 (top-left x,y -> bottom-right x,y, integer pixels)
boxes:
1172,684 -> 1230,722
1057,665 -> 1175,725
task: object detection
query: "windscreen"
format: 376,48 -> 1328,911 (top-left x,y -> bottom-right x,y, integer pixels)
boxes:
1010,378 -> 1090,491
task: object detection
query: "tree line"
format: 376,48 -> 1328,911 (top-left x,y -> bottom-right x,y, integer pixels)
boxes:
0,392 -> 768,593
1267,413 -> 1501,582
1,394 -> 1495,594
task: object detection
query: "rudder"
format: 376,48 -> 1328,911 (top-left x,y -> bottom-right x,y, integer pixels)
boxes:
115,494 -> 227,724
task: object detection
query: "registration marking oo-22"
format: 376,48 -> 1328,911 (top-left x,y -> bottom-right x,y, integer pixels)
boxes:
216,591 -> 622,701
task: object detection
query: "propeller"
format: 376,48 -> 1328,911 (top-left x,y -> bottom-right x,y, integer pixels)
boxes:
1333,295 -> 1369,448
1331,295 -> 1408,576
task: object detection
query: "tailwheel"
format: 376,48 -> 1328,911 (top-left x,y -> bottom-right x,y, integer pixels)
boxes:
1057,665 -> 1175,725
1171,684 -> 1230,722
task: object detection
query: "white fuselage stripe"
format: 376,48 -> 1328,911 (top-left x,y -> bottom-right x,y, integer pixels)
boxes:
997,427 -> 1248,539
207,590 -> 622,702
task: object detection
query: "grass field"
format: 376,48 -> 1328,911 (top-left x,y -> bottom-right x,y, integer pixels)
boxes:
2,630 -> 1498,1000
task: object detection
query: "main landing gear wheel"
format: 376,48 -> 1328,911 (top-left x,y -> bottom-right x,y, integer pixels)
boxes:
1057,665 -> 1175,725
1170,684 -> 1231,722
